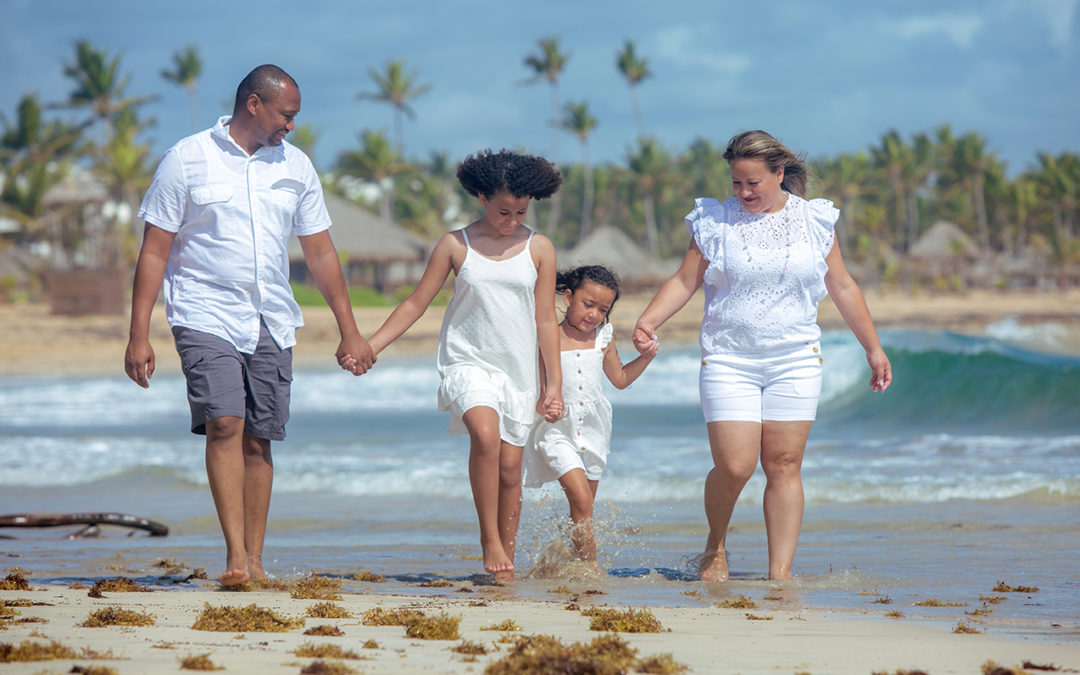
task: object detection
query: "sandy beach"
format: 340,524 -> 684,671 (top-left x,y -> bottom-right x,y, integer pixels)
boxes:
2,580 -> 1078,674
2,287 -> 1080,376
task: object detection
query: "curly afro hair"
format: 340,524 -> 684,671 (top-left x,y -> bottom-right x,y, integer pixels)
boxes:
456,148 -> 563,200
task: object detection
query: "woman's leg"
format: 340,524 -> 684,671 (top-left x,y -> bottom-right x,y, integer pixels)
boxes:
461,406 -> 513,575
701,421 -> 762,581
496,440 -> 524,581
760,420 -> 812,580
557,468 -> 600,562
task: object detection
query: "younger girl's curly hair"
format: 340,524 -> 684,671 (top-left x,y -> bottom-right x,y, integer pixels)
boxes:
556,265 -> 621,323
457,148 -> 563,199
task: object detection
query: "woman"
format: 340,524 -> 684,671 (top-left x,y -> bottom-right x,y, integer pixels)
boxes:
632,130 -> 892,581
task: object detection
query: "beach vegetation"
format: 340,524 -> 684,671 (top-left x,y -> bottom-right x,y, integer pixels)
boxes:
486,632 -> 687,675
992,581 -> 1039,593
0,606 -> 15,617
911,598 -> 966,607
979,594 -> 1007,604
967,606 -> 994,616
403,612 -> 461,639
480,619 -> 521,631
191,603 -> 304,632
0,572 -> 31,591
294,641 -> 363,659
178,652 -> 223,670
68,581 -> 89,589
249,577 -> 290,591
0,639 -> 76,661
10,616 -> 47,625
581,607 -> 665,633
299,660 -> 359,675
362,639 -> 379,649
418,578 -> 454,587
360,607 -> 425,626
717,594 -> 757,609
351,570 -> 385,582
745,613 -> 774,621
2,598 -> 40,608
884,611 -> 905,618
291,574 -> 343,600
953,621 -> 982,634
872,596 -> 894,604
304,625 -> 346,636
88,577 -> 152,594
450,639 -> 488,655
79,606 -> 155,627
305,602 -> 352,618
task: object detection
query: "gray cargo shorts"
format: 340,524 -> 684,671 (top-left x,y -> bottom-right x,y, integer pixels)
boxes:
171,319 -> 293,441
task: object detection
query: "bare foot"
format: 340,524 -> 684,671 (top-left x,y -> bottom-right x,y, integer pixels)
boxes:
768,566 -> 794,581
246,555 -> 268,581
220,568 -> 250,586
482,540 -> 514,581
699,547 -> 729,582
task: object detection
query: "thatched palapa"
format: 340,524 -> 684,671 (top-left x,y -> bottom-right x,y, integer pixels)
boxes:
559,225 -> 675,291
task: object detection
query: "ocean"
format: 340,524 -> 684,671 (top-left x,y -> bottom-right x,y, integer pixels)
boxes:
2,321 -> 1078,625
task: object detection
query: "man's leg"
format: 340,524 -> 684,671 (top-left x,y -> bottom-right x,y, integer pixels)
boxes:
241,433 -> 273,579
204,416 -> 250,585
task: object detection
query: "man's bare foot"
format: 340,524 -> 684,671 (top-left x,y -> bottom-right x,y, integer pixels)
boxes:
700,547 -> 729,582
220,568 -> 250,586
246,555 -> 267,581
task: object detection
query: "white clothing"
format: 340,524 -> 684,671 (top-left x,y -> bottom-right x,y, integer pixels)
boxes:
699,342 -> 823,422
138,116 -> 331,353
436,229 -> 540,446
524,323 -> 614,487
686,194 -> 837,355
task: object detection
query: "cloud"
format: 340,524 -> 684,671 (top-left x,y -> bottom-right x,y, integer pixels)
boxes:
889,13 -> 984,47
653,26 -> 750,75
1017,0 -> 1078,49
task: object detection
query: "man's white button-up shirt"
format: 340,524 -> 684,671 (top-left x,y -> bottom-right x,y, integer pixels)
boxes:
138,116 -> 331,352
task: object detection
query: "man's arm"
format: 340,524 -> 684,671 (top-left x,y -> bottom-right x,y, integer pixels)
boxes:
297,229 -> 375,374
124,224 -> 176,388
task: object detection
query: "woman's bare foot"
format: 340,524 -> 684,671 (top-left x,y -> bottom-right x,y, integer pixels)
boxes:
219,568 -> 250,586
482,539 -> 514,582
699,547 -> 729,582
246,555 -> 267,581
768,565 -> 794,581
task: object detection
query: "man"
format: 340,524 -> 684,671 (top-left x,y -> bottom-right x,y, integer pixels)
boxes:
124,64 -> 374,585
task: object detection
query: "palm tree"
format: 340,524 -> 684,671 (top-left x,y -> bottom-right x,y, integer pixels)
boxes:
626,136 -> 669,254
58,41 -> 155,141
560,101 -> 598,241
949,132 -> 997,251
816,152 -> 870,253
94,107 -> 154,264
616,40 -> 651,139
160,45 -> 202,132
870,130 -> 913,251
356,60 -> 431,154
523,36 -> 569,236
288,124 -> 319,163
1031,152 -> 1079,261
336,129 -> 403,220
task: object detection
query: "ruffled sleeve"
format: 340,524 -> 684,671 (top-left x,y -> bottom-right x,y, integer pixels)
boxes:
596,322 -> 614,349
806,198 -> 839,302
684,197 -> 725,263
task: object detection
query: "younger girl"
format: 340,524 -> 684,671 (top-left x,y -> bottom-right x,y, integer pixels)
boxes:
357,149 -> 564,581
524,265 -> 658,564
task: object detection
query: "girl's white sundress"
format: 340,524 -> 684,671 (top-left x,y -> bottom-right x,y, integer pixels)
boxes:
523,322 -> 614,487
436,228 -> 539,446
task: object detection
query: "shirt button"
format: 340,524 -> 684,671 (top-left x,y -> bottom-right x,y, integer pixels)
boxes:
578,386 -> 583,390
813,347 -> 820,353
818,357 -> 824,364
701,359 -> 707,366
577,369 -> 582,374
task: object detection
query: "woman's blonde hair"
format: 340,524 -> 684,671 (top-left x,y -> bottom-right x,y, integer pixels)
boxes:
722,130 -> 807,197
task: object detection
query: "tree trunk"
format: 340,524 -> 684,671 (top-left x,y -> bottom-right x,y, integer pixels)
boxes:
973,175 -> 990,251
578,145 -> 593,242
643,194 -> 659,253
545,85 -> 561,237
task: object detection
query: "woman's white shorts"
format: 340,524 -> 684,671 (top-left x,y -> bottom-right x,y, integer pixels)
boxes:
699,342 -> 823,423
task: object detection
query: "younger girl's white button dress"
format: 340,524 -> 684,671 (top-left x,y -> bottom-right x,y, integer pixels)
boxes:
436,229 -> 540,447
524,322 -> 614,487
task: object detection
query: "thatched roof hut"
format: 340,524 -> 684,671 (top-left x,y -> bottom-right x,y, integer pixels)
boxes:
909,221 -> 979,259
288,193 -> 427,292
559,225 -> 675,291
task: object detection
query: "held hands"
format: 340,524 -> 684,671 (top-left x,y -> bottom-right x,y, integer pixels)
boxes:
632,321 -> 659,356
540,391 -> 564,423
124,337 -> 155,388
867,348 -> 892,392
336,334 -> 376,376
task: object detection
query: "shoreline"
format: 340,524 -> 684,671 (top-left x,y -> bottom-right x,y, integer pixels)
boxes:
2,287 -> 1079,377
2,584 -> 1077,673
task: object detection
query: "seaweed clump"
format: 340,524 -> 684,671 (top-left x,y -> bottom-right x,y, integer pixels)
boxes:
418,579 -> 454,588
717,594 -> 757,609
992,582 -> 1039,593
351,570 -> 385,583
88,578 -> 152,596
912,598 -> 966,607
299,661 -> 358,675
304,625 -> 346,637
450,639 -> 487,655
305,602 -> 352,619
480,619 -> 522,631
581,607 -> 665,633
179,652 -> 224,670
191,603 -> 304,632
953,621 -> 982,634
486,633 -> 686,674
291,574 -> 343,601
293,642 -> 362,659
0,572 -> 31,591
360,607 -> 425,626
79,607 -> 156,627
404,613 -> 461,640
66,666 -> 118,675
1,639 -> 76,662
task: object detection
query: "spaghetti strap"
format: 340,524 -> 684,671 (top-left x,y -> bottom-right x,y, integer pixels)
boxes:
524,230 -> 534,252
461,228 -> 472,249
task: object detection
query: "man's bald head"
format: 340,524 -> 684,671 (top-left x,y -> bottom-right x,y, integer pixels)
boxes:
233,64 -> 298,115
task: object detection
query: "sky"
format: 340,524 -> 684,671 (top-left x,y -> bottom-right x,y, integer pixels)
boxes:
1,0 -> 1078,176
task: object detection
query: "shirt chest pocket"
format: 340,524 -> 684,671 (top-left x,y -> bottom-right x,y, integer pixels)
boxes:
270,179 -> 304,214
190,183 -> 233,207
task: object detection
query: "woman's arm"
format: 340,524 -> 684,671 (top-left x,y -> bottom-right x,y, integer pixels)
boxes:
366,233 -> 458,355
532,234 -> 563,422
823,241 -> 892,391
632,239 -> 707,353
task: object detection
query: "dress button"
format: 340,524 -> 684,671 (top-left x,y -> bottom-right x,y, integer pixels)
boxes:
577,369 -> 582,374
813,347 -> 820,353
701,359 -> 707,366
578,386 -> 583,390
818,357 -> 823,364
